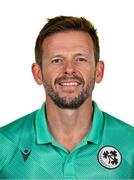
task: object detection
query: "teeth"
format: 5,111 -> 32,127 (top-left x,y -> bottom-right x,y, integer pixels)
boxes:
60,82 -> 79,86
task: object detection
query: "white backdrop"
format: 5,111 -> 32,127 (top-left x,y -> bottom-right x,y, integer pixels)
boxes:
0,0 -> 134,126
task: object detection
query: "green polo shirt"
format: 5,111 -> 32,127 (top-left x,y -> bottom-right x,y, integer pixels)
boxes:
0,101 -> 134,179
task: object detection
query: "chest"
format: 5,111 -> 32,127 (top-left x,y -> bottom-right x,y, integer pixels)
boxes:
0,143 -> 133,179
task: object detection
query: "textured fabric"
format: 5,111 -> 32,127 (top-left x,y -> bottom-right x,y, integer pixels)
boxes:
0,102 -> 134,179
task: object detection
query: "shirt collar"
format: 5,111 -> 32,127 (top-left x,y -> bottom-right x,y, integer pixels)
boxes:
35,103 -> 52,144
35,101 -> 104,145
86,101 -> 104,144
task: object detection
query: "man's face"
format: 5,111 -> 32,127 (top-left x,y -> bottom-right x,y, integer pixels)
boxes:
37,31 -> 102,109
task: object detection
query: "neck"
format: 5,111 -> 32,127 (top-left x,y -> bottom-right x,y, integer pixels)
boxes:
45,97 -> 93,151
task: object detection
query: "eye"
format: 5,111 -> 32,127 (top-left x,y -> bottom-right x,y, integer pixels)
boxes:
51,58 -> 63,64
76,57 -> 87,62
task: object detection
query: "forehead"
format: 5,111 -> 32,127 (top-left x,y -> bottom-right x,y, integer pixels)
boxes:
42,31 -> 94,56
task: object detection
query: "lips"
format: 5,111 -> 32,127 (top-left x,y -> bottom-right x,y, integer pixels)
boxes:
59,81 -> 81,86
55,75 -> 84,86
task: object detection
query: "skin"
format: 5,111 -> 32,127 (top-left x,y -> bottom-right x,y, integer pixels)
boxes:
32,31 -> 104,152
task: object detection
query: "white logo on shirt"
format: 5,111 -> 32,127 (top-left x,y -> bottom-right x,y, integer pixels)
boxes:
98,146 -> 122,169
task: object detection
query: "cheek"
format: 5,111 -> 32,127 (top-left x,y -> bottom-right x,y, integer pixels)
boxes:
78,66 -> 95,81
43,67 -> 60,85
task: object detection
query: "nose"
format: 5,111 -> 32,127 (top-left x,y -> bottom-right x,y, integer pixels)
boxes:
64,61 -> 75,75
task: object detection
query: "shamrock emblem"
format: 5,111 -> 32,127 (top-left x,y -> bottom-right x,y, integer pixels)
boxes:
98,146 -> 122,169
103,150 -> 118,165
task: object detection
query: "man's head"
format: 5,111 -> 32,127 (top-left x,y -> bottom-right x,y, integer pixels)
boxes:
32,16 -> 104,109
35,16 -> 100,67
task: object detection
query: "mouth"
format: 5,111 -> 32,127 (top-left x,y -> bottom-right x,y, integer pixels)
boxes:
59,81 -> 81,86
55,75 -> 84,92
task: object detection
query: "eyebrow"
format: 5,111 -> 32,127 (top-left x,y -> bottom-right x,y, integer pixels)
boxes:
51,55 -> 64,59
51,53 -> 89,59
74,53 -> 88,57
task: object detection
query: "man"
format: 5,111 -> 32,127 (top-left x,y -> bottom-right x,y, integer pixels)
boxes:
0,16 -> 134,179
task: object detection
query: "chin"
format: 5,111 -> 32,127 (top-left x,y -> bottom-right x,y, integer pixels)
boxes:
60,95 -> 78,101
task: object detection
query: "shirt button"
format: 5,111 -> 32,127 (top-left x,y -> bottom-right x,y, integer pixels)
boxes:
67,157 -> 72,162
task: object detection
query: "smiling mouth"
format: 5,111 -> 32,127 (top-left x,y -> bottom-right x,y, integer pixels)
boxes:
55,75 -> 84,87
59,82 -> 81,86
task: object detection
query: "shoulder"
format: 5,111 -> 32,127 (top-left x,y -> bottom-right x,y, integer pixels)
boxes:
0,110 -> 37,138
0,110 -> 38,148
103,111 -> 134,129
0,110 -> 38,170
103,111 -> 134,140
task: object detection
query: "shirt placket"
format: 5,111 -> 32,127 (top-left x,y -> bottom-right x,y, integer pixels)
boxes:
63,152 -> 75,178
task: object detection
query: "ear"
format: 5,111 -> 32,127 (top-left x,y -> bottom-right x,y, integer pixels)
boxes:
31,63 -> 43,85
95,61 -> 105,83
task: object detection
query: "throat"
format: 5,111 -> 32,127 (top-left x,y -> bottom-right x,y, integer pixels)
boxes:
45,98 -> 93,151
61,140 -> 79,152
52,130 -> 89,152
